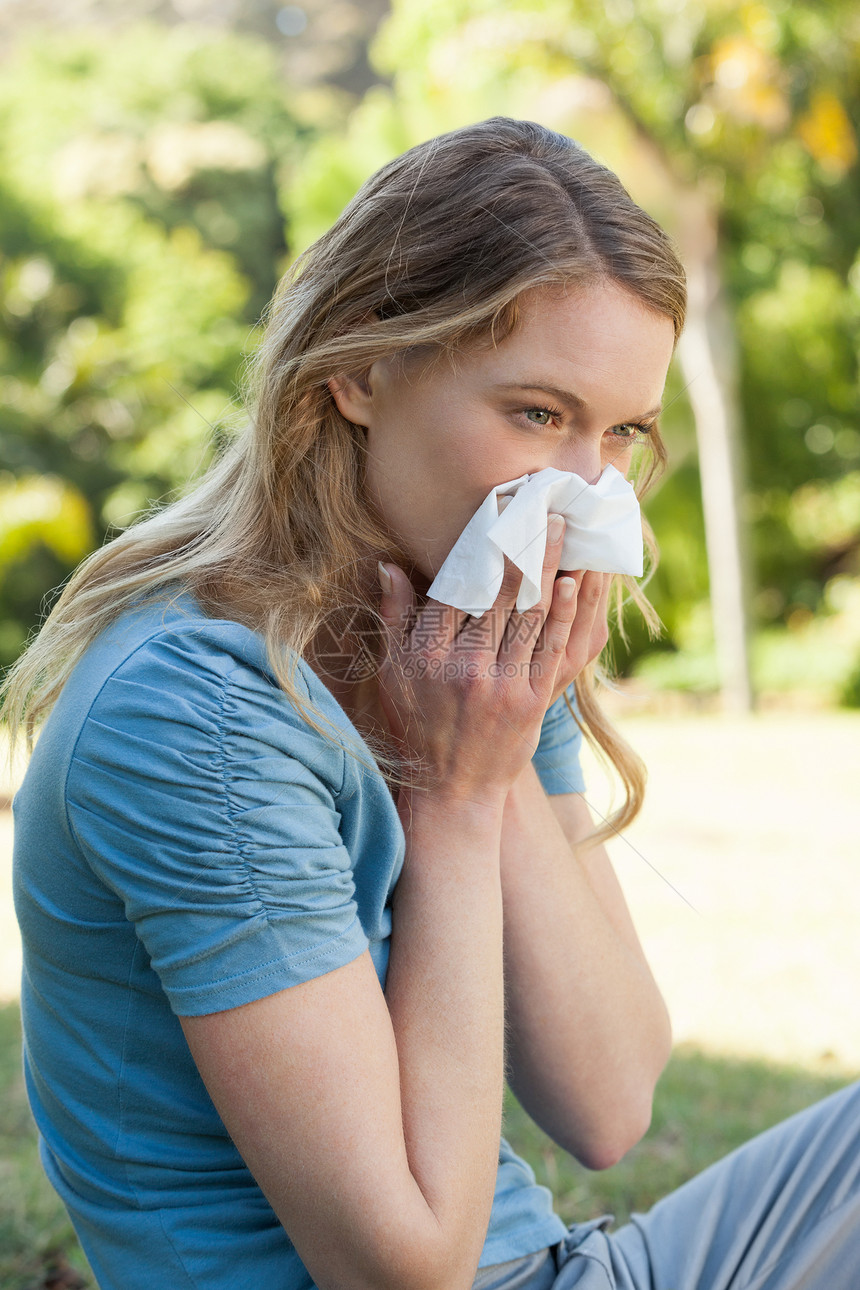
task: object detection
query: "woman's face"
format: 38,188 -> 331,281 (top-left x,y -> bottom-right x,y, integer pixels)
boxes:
332,279 -> 676,584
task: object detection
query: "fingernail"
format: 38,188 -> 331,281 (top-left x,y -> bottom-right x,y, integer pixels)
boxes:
548,514 -> 565,542
557,577 -> 577,603
378,561 -> 393,595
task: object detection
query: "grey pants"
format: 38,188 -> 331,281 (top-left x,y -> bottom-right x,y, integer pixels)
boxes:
475,1080 -> 860,1290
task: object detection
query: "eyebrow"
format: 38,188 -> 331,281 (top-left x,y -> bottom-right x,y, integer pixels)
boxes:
494,381 -> 663,422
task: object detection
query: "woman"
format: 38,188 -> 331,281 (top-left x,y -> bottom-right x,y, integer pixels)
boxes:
5,118 -> 859,1290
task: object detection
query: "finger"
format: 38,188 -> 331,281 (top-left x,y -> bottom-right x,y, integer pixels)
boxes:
456,556 -> 523,652
412,596 -> 469,654
377,562 -> 415,639
587,572 -> 612,660
528,572 -> 580,692
560,570 -> 608,674
575,570 -> 607,643
378,563 -> 466,653
500,512 -> 566,659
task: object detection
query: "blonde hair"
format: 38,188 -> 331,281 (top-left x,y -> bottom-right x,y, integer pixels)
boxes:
2,117 -> 685,840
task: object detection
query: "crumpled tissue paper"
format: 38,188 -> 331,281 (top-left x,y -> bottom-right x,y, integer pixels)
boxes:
426,464 -> 643,616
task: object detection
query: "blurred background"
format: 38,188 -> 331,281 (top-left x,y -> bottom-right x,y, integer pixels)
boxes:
1,3 -> 859,1286
0,0 -> 858,709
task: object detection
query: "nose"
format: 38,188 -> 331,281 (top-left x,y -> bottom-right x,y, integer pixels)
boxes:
554,437 -> 604,485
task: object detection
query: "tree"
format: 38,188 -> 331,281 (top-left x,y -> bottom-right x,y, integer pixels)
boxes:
0,24 -> 302,666
285,0 -> 860,702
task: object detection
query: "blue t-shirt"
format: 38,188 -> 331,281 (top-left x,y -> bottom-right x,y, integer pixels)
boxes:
13,597 -> 584,1289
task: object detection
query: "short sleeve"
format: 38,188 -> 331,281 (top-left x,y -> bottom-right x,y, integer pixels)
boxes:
531,687 -> 585,795
65,625 -> 369,1016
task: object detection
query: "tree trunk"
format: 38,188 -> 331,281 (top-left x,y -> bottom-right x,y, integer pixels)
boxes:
676,192 -> 754,712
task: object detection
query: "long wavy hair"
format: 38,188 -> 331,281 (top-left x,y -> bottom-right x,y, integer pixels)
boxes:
2,117 -> 685,840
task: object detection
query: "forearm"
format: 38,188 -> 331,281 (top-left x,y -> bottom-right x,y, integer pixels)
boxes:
384,790 -> 507,1286
500,763 -> 671,1168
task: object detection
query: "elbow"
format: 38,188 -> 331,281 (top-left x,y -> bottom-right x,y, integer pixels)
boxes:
561,1080 -> 658,1172
516,1011 -> 672,1172
315,1209 -> 486,1290
515,1077 -> 658,1172
575,1097 -> 653,1171
577,1008 -> 672,1171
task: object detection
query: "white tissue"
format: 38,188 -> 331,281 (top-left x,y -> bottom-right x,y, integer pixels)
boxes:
426,464 -> 643,616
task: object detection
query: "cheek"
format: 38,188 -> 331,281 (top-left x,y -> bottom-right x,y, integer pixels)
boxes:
601,437 -> 637,477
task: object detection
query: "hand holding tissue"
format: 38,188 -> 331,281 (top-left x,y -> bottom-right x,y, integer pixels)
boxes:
426,465 -> 643,617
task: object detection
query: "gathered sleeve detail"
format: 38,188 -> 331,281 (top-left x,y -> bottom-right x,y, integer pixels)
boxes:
65,624 -> 369,1016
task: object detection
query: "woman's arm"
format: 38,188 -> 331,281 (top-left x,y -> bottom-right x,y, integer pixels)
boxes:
499,764 -> 672,1169
181,791 -> 506,1290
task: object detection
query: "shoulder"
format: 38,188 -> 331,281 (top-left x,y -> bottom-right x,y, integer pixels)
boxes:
90,595 -> 290,696
77,593 -> 308,721
64,594 -> 350,795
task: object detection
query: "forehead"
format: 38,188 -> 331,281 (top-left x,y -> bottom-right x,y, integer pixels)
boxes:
398,280 -> 674,405
500,281 -> 674,376
409,280 -> 674,424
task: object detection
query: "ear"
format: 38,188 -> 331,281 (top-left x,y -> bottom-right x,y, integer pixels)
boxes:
327,373 -> 374,428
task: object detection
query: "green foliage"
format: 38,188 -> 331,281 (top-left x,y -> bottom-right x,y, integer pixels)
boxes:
283,88 -> 420,253
840,657 -> 860,708
636,574 -> 860,702
0,476 -> 93,572
2,2 -> 859,695
0,24 -> 302,667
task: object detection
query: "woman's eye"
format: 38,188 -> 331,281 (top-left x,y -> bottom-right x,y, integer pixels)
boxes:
611,423 -> 649,440
523,407 -> 555,426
